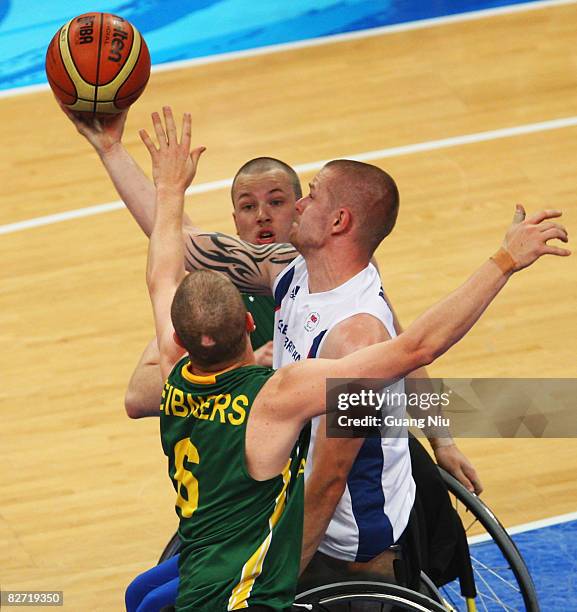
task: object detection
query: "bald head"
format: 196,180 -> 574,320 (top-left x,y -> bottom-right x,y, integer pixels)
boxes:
171,270 -> 248,368
323,160 -> 399,256
232,157 -> 302,201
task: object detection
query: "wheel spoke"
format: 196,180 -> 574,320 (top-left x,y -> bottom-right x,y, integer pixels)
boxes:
473,559 -> 519,610
471,555 -> 521,593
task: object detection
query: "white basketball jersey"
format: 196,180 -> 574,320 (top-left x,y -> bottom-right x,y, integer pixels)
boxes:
272,255 -> 415,562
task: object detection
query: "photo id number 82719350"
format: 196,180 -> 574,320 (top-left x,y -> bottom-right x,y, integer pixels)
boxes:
0,591 -> 63,606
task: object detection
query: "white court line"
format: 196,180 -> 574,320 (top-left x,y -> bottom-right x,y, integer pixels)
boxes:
468,510 -> 577,545
2,113 -> 577,236
0,0 -> 575,100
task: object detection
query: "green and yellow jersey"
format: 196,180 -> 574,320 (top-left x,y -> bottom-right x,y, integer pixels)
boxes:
242,294 -> 275,350
160,357 -> 309,611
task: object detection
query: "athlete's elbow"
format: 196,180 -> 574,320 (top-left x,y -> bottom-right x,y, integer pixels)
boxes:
124,390 -> 149,419
400,334 -> 437,372
415,344 -> 438,368
124,396 -> 142,419
307,472 -> 348,504
145,269 -> 161,296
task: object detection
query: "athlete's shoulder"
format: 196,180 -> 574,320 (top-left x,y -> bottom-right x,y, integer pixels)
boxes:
320,313 -> 390,358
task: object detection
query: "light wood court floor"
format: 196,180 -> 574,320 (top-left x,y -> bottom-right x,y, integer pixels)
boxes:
1,2 -> 576,609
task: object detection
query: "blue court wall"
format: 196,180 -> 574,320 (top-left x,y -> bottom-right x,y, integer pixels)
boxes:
0,0 -> 549,91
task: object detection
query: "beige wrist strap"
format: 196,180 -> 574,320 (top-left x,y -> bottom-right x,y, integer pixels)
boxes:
490,247 -> 516,275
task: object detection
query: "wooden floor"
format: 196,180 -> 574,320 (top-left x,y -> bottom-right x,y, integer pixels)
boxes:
1,3 -> 577,610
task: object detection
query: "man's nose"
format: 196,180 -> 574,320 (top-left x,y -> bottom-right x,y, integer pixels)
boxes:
256,204 -> 271,222
295,197 -> 306,215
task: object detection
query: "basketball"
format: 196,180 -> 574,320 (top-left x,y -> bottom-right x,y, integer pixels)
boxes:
45,13 -> 151,115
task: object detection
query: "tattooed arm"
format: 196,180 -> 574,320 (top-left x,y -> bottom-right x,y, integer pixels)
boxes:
183,231 -> 298,294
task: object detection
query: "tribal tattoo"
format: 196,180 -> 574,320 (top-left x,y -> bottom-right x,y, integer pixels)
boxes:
184,232 -> 297,294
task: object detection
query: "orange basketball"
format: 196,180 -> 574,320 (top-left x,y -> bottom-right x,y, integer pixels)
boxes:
45,12 -> 151,115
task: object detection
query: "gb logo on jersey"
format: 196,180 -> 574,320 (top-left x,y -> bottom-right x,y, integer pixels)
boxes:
304,311 -> 320,332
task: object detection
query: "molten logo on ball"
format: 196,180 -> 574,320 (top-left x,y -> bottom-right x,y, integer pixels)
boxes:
108,26 -> 129,63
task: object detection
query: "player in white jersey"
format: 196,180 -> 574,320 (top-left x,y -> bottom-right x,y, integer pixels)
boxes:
273,254 -> 414,563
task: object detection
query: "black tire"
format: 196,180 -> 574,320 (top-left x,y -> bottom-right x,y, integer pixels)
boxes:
295,580 -> 449,611
158,530 -> 181,564
438,467 -> 540,612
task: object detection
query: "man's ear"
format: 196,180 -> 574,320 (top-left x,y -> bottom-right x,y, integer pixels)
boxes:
173,331 -> 185,348
232,210 -> 240,236
246,312 -> 256,333
333,207 -> 352,235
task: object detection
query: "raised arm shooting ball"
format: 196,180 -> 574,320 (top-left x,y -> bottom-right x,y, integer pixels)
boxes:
45,12 -> 151,116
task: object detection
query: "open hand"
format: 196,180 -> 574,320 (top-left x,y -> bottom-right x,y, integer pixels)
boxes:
139,106 -> 205,192
504,204 -> 570,271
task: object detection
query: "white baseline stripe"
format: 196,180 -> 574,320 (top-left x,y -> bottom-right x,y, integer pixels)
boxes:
2,114 -> 577,236
468,510 -> 577,545
0,177 -> 235,236
0,0 -> 575,100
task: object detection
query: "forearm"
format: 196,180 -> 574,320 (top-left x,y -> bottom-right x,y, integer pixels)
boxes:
341,258 -> 510,380
301,475 -> 346,572
300,427 -> 363,572
100,143 -> 156,236
147,185 -> 186,291
405,205 -> 571,364
101,143 -> 195,237
125,338 -> 165,418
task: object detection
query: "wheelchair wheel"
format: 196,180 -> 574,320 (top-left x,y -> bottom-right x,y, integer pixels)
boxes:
437,467 -> 540,612
158,530 -> 180,564
295,580 -> 449,611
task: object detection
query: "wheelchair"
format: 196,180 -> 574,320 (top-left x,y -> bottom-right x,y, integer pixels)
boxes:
295,580 -> 448,611
436,467 -> 539,612
158,465 -> 539,612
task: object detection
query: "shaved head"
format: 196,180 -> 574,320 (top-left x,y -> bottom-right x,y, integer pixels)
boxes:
323,160 -> 399,255
171,270 -> 248,368
232,157 -> 302,201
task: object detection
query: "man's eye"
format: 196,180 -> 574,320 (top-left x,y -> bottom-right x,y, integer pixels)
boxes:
241,204 -> 255,211
270,200 -> 284,206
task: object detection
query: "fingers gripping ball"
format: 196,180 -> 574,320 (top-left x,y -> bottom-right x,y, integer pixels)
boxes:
45,12 -> 151,115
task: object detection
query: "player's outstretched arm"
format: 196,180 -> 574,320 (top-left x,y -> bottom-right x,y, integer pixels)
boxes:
58,102 -> 159,235
59,101 -> 295,292
58,101 -> 200,237
249,207 -> 568,482
140,108 -> 205,378
269,206 -> 570,425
